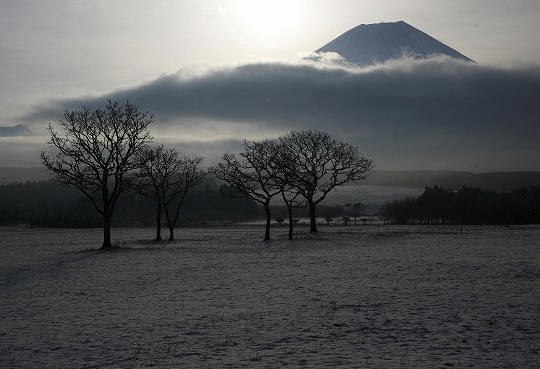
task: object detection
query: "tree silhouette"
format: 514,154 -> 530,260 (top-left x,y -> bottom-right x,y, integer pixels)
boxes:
270,141 -> 306,240
279,130 -> 373,233
41,100 -> 153,249
280,190 -> 304,240
382,185 -> 540,227
135,145 -> 188,241
162,155 -> 205,240
212,140 -> 281,241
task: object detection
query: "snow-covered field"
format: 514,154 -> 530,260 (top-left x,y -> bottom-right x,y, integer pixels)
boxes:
1,225 -> 539,368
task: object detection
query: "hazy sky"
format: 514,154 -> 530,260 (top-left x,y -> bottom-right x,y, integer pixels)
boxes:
1,0 -> 540,170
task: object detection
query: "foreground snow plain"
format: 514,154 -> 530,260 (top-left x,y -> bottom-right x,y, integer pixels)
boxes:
0,225 -> 539,368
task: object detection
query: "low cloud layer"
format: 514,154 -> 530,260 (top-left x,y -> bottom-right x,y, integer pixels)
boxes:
0,124 -> 31,137
22,56 -> 540,170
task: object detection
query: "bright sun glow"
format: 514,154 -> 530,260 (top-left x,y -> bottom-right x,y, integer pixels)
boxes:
231,0 -> 306,45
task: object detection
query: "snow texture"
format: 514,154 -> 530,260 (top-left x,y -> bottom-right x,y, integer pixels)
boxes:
1,225 -> 539,368
316,21 -> 474,66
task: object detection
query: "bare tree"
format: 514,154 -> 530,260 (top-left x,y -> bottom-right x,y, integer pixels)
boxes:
135,145 -> 181,241
279,130 -> 373,233
280,190 -> 304,240
162,155 -> 205,241
270,141 -> 305,240
41,100 -> 153,249
211,140 -> 281,241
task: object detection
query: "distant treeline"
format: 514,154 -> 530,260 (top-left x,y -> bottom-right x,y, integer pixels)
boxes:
363,171 -> 540,191
0,180 -> 257,227
5,168 -> 540,190
382,186 -> 540,225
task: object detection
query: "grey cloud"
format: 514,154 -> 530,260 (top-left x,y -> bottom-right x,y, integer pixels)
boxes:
165,138 -> 245,166
22,57 -> 540,170
0,124 -> 31,137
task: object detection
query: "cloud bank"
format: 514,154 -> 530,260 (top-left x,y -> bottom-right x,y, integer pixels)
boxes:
0,124 -> 31,137
23,56 -> 540,170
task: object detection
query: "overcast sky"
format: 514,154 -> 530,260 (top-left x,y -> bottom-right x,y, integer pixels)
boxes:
1,0 -> 540,170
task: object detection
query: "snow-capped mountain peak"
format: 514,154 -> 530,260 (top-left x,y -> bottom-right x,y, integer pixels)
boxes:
315,21 -> 474,66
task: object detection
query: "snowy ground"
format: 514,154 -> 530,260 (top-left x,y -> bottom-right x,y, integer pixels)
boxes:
0,225 -> 539,368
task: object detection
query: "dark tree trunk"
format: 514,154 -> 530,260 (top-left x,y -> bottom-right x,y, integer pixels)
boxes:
264,202 -> 271,241
309,201 -> 317,233
155,201 -> 162,241
166,194 -> 187,243
287,204 -> 294,240
101,179 -> 112,249
102,212 -> 112,249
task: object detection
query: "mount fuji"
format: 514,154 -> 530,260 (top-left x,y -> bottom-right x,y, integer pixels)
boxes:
314,21 -> 474,66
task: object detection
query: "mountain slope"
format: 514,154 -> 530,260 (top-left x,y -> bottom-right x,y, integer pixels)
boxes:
316,21 -> 474,66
